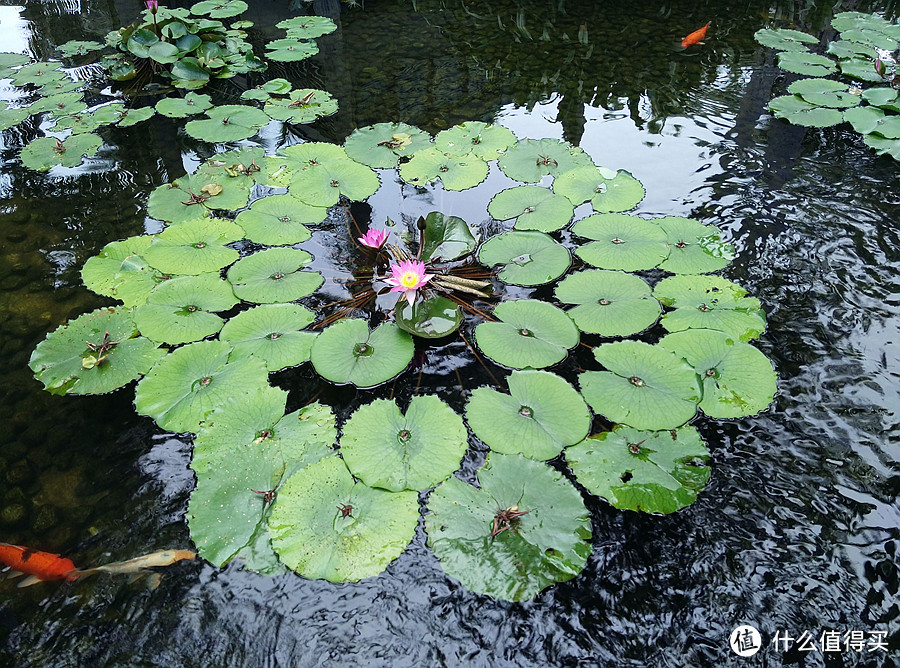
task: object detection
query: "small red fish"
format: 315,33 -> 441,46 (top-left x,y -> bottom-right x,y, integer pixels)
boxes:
682,22 -> 710,47
0,543 -> 79,586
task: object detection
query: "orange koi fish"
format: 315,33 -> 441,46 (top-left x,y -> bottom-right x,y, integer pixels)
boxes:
682,22 -> 710,47
0,543 -> 79,587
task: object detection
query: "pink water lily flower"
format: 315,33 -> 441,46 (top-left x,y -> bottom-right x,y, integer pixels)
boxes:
385,259 -> 434,306
358,227 -> 389,249
145,0 -> 159,12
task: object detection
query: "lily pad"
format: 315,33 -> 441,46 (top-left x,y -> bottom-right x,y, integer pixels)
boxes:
565,426 -> 711,514
572,213 -> 669,270
0,102 -> 30,131
20,134 -> 102,172
553,167 -> 645,213
862,133 -> 900,160
234,194 -> 324,245
769,95 -> 845,127
475,300 -> 579,369
148,173 -> 251,223
786,78 -> 861,109
134,339 -> 269,433
466,369 -> 591,460
394,295 -> 462,338
226,247 -> 323,304
276,16 -> 337,39
56,40 -> 104,57
36,79 -> 84,96
497,138 -> 594,183
753,28 -> 818,52
837,56 -> 884,83
776,51 -> 837,76
653,275 -> 766,341
426,452 -> 591,602
29,307 -> 165,395
555,270 -> 660,337
185,104 -> 271,142
487,185 -> 574,232
343,122 -> 432,168
844,108 -> 900,138
340,395 -> 468,492
155,92 -> 213,118
268,456 -> 419,582
134,273 -> 238,345
310,319 -> 414,388
478,231 -> 570,286
9,61 -> 66,86
144,217 -> 243,275
241,78 -> 292,101
49,103 -> 124,134
29,92 -> 86,117
419,211 -> 477,262
191,0 -> 248,18
659,329 -> 777,419
264,89 -> 338,124
831,11 -> 900,36
399,147 -> 489,191
579,341 -> 700,430
861,87 -> 900,113
219,304 -> 317,371
655,216 -> 734,275
0,53 -> 30,70
434,122 -> 517,160
117,107 -> 156,127
81,235 -> 165,307
265,38 -> 318,62
289,155 -> 380,207
841,28 -> 897,50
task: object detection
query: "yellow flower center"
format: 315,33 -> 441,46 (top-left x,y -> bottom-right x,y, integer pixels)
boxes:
400,271 -> 420,288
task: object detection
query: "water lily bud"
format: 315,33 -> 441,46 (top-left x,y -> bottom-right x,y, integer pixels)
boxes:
875,58 -> 887,77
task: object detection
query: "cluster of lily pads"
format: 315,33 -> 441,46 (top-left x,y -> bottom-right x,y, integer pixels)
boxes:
756,11 -> 900,159
27,111 -> 777,599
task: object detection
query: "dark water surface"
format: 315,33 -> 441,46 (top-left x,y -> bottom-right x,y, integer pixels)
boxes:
1,0 -> 899,666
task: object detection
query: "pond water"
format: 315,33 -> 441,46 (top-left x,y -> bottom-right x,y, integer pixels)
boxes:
1,0 -> 899,666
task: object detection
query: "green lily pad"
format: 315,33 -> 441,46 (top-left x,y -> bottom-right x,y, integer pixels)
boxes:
185,104 -> 271,142
419,211 -> 477,262
226,247 -> 323,304
56,40 -> 104,57
340,395 -> 467,492
399,147 -> 489,191
487,185 -> 574,232
343,122 -> 432,168
753,28 -> 818,51
219,304 -> 317,371
776,51 -> 837,76
466,369 -> 591,460
265,38 -> 318,62
659,329 -> 777,419
264,89 -> 338,124
825,39 -> 874,60
49,103 -> 124,134
497,138 -> 594,183
553,167 -> 645,213
197,147 -> 267,184
117,107 -> 156,127
478,231 -> 570,286
155,92 -> 213,118
81,235 -> 166,307
29,307 -> 165,396
289,155 -> 380,207
426,452 -> 591,602
144,217 -> 243,275
394,295 -> 462,338
0,53 -> 30,70
36,79 -> 84,97
234,195 -> 324,245
565,426 -> 711,514
654,275 -> 766,341
433,121 -> 517,160
555,270 -> 660,337
276,16 -> 337,39
579,341 -> 700,430
862,133 -> 900,160
841,28 -> 897,50
572,213 -> 669,270
134,339 -> 269,433
861,87 -> 900,112
268,456 -> 419,582
786,78 -> 861,109
769,95 -> 846,127
655,216 -> 735,275
843,106 -> 889,134
310,319 -> 414,388
0,102 -> 30,131
9,61 -> 66,86
240,78 -> 292,101
837,56 -> 884,83
20,134 -> 102,172
148,173 -> 251,223
831,11 -> 900,36
191,0 -> 248,18
134,273 -> 238,345
475,300 -> 579,370
29,92 -> 86,117
270,141 -> 349,178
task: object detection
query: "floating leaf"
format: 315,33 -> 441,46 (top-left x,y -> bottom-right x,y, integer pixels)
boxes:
841,28 -> 898,51
219,304 -> 317,371
394,295 -> 462,338
269,456 -> 419,582
241,78 -> 292,101
776,51 -> 837,76
426,452 -> 591,602
478,231 -> 570,286
579,341 -> 700,430
655,216 -> 734,275
753,28 -> 817,52
49,103 -> 124,134
659,329 -> 777,419
0,102 -> 30,131
787,78 -> 861,109
419,211 -> 477,262
81,235 -> 165,307
343,122 -> 432,168
226,247 -> 323,304
234,194 -> 324,245
653,275 -> 766,341
29,307 -> 165,396
565,426 -> 710,514
144,217 -> 243,275
466,369 -> 591,460
825,39 -> 873,60
148,173 -> 251,223
555,270 -> 660,337
117,107 -> 156,127
861,87 -> 900,112
399,147 -> 489,191
155,92 -> 213,118
843,106 -> 889,134
265,38 -> 318,62
831,11 -> 900,36
768,94 -> 845,127
276,16 -> 337,39
37,78 -> 84,96
20,134 -> 102,172
310,319 -> 413,388
571,213 -> 669,271
134,273 -> 238,345
134,339 -> 269,433
191,0 -> 248,18
28,92 -> 86,117
434,121 -> 517,160
487,185 -> 574,232
289,155 -> 380,207
0,52 -> 30,70
553,167 -> 645,213
9,61 -> 65,86
264,88 -> 338,124
497,138 -> 594,183
185,104 -> 271,142
340,396 -> 467,492
837,56 -> 884,83
862,132 -> 900,159
475,300 -> 578,369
